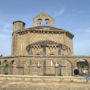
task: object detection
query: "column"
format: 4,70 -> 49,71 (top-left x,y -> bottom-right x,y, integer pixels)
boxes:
37,62 -> 41,76
72,62 -> 77,76
43,60 -> 46,75
0,62 -> 4,74
71,62 -> 74,76
13,62 -> 18,75
58,46 -> 61,55
42,19 -> 45,26
88,62 -> 90,77
24,62 -> 30,75
55,63 -> 60,76
43,46 -> 46,55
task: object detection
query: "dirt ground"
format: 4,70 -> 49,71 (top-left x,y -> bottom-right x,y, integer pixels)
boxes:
0,81 -> 90,90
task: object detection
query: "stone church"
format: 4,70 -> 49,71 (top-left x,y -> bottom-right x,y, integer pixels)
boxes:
0,12 -> 90,76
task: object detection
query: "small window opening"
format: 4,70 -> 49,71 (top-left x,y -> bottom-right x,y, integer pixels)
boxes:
45,19 -> 49,26
38,19 -> 42,26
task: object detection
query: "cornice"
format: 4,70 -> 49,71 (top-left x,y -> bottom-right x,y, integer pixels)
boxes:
0,55 -> 90,59
12,28 -> 74,38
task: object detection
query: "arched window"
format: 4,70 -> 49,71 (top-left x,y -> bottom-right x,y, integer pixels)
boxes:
10,60 -> 14,65
38,19 -> 42,26
45,19 -> 49,26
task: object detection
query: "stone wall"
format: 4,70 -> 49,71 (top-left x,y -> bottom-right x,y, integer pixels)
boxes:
0,56 -> 90,76
12,31 -> 73,56
0,76 -> 90,90
0,75 -> 87,83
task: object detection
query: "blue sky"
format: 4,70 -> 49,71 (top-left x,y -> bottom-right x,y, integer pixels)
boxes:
0,0 -> 90,56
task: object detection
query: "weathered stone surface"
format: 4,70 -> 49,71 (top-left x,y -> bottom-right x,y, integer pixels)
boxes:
0,81 -> 90,90
0,75 -> 87,83
0,12 -> 90,76
12,12 -> 74,56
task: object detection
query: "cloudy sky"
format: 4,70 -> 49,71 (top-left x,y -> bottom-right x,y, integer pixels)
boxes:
0,0 -> 90,56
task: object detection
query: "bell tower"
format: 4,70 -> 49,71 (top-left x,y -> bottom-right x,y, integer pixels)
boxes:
33,12 -> 54,27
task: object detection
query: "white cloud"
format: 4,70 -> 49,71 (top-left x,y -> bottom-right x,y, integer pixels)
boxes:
53,8 -> 65,18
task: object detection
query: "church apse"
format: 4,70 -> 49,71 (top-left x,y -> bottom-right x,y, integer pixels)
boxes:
26,40 -> 71,56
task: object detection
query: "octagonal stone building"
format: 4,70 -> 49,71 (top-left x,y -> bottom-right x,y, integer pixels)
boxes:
0,12 -> 90,76
12,12 -> 74,56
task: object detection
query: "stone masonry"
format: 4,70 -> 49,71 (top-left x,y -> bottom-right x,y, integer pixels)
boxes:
0,12 -> 90,76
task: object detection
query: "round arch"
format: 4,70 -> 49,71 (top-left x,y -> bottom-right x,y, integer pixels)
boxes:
3,60 -> 9,75
10,60 -> 15,65
58,60 -> 72,76
74,59 -> 89,76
